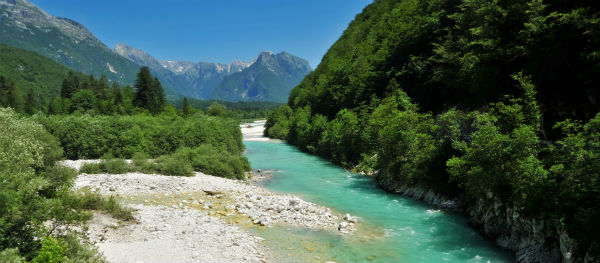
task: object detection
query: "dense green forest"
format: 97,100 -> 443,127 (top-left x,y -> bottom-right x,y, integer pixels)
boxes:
0,43 -> 88,100
174,99 -> 282,120
265,0 -> 599,260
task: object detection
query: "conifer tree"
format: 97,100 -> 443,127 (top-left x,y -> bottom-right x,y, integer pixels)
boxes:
112,82 -> 122,104
96,74 -> 111,100
133,66 -> 154,110
134,67 -> 165,114
0,75 -> 21,111
60,71 -> 80,99
151,77 -> 166,114
182,97 -> 191,117
81,74 -> 96,91
23,90 -> 37,115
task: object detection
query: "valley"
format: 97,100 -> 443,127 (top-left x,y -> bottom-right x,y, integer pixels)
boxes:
0,0 -> 598,262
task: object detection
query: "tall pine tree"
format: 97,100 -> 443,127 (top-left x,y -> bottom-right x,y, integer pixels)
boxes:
151,77 -> 166,114
0,75 -> 21,111
60,71 -> 80,99
23,90 -> 37,115
134,67 -> 165,114
182,97 -> 191,117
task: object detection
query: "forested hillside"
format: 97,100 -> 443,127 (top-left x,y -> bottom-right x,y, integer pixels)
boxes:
0,43 -> 87,97
0,0 -> 141,85
265,0 -> 599,261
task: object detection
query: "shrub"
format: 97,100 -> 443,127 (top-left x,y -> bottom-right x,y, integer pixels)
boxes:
155,156 -> 194,177
32,237 -> 66,263
131,152 -> 154,173
67,190 -> 134,222
170,145 -> 250,179
61,233 -> 105,263
101,159 -> 130,174
0,248 -> 25,263
0,108 -> 69,258
79,163 -> 102,174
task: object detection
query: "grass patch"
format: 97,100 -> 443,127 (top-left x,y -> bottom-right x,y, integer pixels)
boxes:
69,190 -> 135,222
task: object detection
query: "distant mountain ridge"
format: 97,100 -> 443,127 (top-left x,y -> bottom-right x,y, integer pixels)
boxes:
115,44 -> 312,102
0,0 -> 142,86
212,51 -> 312,102
0,0 -> 311,102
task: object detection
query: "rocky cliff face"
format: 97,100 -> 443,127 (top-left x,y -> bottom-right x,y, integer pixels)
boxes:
211,51 -> 312,102
376,171 -> 587,263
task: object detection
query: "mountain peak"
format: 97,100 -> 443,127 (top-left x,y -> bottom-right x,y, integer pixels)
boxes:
259,50 -> 274,56
114,43 -> 165,71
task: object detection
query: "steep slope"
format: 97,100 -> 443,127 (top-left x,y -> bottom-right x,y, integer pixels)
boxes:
0,0 -> 140,85
266,0 -> 599,262
114,44 -> 189,98
0,43 -> 85,97
160,60 -> 251,99
211,51 -> 312,102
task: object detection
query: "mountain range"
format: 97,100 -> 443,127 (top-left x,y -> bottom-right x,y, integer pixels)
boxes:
0,0 -> 311,102
115,44 -> 312,102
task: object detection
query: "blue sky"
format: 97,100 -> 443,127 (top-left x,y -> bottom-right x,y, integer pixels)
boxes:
30,0 -> 372,68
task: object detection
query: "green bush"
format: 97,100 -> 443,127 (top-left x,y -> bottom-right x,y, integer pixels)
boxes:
66,190 -> 134,222
32,237 -> 66,263
61,233 -> 105,263
170,145 -> 250,179
155,156 -> 194,177
80,163 -> 102,174
0,248 -> 25,263
0,108 -> 69,257
132,152 -> 149,167
79,147 -> 249,179
101,159 -> 130,174
0,108 -> 121,262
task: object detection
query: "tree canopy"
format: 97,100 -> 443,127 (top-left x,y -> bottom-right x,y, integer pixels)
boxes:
265,0 -> 600,260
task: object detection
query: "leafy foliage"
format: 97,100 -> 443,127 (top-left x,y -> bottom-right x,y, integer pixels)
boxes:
265,0 -> 599,260
37,111 -> 244,160
32,237 -> 67,263
0,108 -> 106,261
80,144 -> 250,179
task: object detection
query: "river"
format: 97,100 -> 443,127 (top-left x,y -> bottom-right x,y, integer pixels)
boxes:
242,121 -> 514,263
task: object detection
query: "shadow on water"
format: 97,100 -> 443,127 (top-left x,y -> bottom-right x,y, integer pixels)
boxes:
243,140 -> 514,263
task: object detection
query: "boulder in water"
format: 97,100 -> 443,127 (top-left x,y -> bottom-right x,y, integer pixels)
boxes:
338,221 -> 348,231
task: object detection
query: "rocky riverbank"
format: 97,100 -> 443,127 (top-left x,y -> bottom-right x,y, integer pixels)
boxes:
376,171 -> 581,263
64,160 -> 358,263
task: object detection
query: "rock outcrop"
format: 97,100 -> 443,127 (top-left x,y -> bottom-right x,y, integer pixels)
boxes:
376,171 -> 586,263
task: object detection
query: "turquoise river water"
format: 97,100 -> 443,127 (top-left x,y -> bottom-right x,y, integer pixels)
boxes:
242,124 -> 514,263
